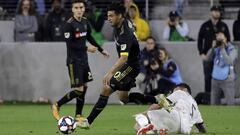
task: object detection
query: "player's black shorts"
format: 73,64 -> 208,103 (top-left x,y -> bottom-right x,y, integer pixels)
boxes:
109,64 -> 139,91
67,63 -> 93,88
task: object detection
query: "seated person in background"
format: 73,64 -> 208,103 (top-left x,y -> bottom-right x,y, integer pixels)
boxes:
45,0 -> 70,41
163,10 -> 189,41
134,83 -> 207,135
206,32 -> 237,105
128,3 -> 150,41
15,0 -> 38,42
233,9 -> 240,41
150,47 -> 183,95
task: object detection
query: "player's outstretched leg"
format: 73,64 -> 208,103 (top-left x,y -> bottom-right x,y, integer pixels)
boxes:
75,86 -> 87,121
52,88 -> 83,120
77,86 -> 112,129
51,103 -> 60,120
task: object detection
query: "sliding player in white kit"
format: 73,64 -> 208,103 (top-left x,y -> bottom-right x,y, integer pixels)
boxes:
134,83 -> 207,135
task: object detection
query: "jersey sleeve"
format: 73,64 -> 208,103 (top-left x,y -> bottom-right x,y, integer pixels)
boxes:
86,21 -> 103,52
118,32 -> 133,57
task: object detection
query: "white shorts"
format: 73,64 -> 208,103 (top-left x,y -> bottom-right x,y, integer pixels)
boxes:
147,109 -> 181,133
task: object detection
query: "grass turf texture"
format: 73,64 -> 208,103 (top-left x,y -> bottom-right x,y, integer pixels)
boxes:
0,104 -> 239,135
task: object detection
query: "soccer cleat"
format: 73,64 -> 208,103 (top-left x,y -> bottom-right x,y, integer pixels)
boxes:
76,118 -> 90,129
75,114 -> 86,122
155,94 -> 172,113
159,128 -> 168,135
137,124 -> 154,135
51,103 -> 60,120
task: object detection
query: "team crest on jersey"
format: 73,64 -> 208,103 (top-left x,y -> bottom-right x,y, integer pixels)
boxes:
120,44 -> 127,51
64,32 -> 70,38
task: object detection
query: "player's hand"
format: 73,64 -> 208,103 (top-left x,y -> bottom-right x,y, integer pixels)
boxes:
87,45 -> 97,53
200,54 -> 207,61
103,72 -> 113,86
101,50 -> 110,58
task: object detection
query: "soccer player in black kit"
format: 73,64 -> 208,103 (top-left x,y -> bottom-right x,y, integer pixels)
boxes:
52,0 -> 109,121
78,2 -> 140,128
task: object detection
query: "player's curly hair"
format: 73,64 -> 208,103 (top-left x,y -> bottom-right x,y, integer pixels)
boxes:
176,83 -> 192,95
107,2 -> 125,16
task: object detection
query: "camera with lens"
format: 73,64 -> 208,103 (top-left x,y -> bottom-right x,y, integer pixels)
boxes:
215,39 -> 224,47
149,58 -> 156,65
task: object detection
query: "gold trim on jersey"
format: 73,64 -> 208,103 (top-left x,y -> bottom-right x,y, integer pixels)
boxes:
69,64 -> 75,85
114,66 -> 132,81
67,17 -> 74,23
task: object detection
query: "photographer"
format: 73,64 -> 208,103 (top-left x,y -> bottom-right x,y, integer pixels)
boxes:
150,47 -> 183,95
163,10 -> 189,41
206,32 -> 237,105
137,37 -> 159,95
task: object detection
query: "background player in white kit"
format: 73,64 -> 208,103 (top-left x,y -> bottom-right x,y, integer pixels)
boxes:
134,83 -> 207,135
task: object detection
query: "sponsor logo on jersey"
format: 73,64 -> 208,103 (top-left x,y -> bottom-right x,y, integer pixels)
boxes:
75,32 -> 87,38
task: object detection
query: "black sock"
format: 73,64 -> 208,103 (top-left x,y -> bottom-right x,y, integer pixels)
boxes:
57,90 -> 82,107
87,95 -> 109,124
75,86 -> 87,116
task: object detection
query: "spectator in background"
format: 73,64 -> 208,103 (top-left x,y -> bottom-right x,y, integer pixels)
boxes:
198,5 -> 230,94
150,47 -> 183,95
136,36 -> 159,94
45,0 -> 70,41
85,0 -> 105,46
15,0 -> 38,42
35,0 -> 46,16
128,3 -> 150,41
124,0 -> 134,14
175,0 -> 186,17
233,9 -> 240,41
163,10 -> 189,41
206,32 -> 237,105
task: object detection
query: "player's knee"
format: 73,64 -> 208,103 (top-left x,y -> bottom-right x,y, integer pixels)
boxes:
73,86 -> 84,92
101,86 -> 113,96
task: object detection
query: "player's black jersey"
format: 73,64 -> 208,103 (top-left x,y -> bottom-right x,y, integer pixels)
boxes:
63,17 -> 103,65
114,19 -> 140,68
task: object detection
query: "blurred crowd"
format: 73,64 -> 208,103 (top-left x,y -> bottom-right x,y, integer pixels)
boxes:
0,0 -> 239,105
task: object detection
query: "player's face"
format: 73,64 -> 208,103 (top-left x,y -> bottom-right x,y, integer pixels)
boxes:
107,11 -> 122,27
211,10 -> 221,20
72,3 -> 85,19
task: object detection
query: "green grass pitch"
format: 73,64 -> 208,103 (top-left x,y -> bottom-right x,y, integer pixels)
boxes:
0,104 -> 239,135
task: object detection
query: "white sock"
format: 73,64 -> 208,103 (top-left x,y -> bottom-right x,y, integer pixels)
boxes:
135,114 -> 149,127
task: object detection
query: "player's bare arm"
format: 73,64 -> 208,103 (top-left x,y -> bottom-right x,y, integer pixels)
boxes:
103,55 -> 128,85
